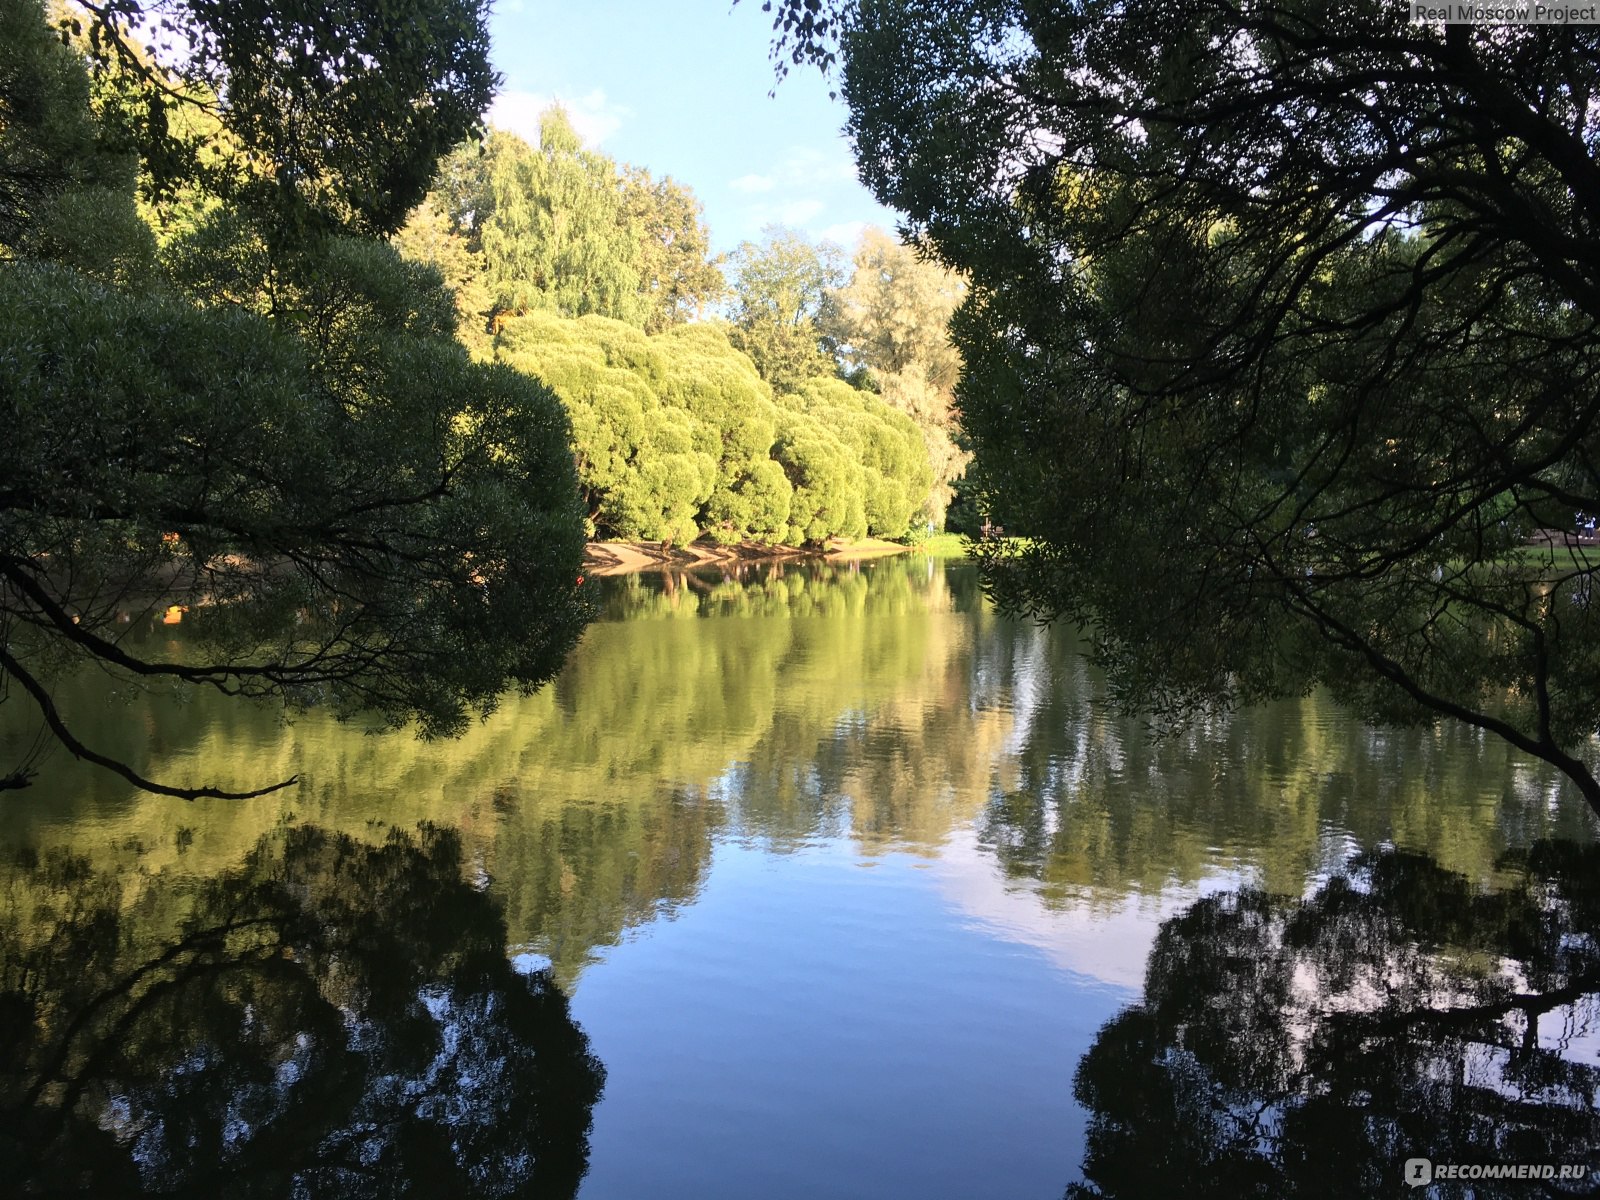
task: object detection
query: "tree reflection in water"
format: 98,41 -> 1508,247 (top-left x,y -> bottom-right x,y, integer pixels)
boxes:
0,823 -> 604,1197
1070,843 -> 1600,1198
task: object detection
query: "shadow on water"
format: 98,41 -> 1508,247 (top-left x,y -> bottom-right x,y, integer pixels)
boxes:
0,823 -> 605,1198
1067,840 -> 1600,1198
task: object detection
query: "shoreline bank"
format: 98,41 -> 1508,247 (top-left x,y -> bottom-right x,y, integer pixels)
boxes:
581,538 -> 917,576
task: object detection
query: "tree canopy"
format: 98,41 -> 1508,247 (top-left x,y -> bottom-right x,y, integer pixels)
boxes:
757,0 -> 1600,815
61,0 -> 497,236
482,112 -> 647,324
820,227 -> 968,528
493,309 -> 932,544
623,166 -> 727,333
0,0 -> 590,799
402,117 -> 726,339
725,225 -> 845,394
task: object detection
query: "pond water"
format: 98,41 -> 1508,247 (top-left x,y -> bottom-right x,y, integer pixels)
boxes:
3,557 -> 1599,1197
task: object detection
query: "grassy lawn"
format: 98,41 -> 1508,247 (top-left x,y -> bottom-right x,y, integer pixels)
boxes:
914,532 -> 973,559
1512,544 -> 1600,572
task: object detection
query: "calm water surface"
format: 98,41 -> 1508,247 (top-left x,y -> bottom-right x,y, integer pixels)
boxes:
4,558 -> 1598,1197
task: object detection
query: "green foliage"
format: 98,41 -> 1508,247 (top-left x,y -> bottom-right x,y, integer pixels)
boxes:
810,0 -> 1600,812
771,405 -> 867,544
391,191 -> 494,354
494,310 -> 934,546
61,0 -> 496,236
725,225 -> 844,393
3,249 -> 590,739
495,311 -> 713,542
785,378 -> 933,540
407,126 -> 724,342
656,324 -> 791,542
1,4 -> 96,233
0,0 -> 591,798
820,227 -> 969,527
481,116 -> 647,324
823,227 -> 962,388
622,167 -> 726,333
0,0 -> 152,278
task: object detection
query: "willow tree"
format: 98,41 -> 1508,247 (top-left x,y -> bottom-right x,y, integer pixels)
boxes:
494,311 -> 715,543
784,378 -> 933,540
482,114 -> 647,324
657,324 -> 792,542
1,0 -> 590,800
771,408 -> 868,545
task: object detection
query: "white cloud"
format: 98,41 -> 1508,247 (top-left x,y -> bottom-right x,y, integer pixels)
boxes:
740,198 -> 827,232
774,145 -> 860,186
719,139 -> 892,249
487,88 -> 630,148
818,221 -> 869,249
776,198 -> 826,226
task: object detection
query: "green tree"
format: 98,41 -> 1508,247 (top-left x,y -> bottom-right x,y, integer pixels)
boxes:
784,377 -> 933,540
481,114 -> 646,324
392,191 -> 494,354
0,0 -> 590,799
63,0 -> 496,237
755,0 -> 1600,816
494,311 -> 714,543
656,323 -> 793,542
622,167 -> 726,333
725,225 -> 844,393
821,227 -> 969,527
771,407 -> 867,544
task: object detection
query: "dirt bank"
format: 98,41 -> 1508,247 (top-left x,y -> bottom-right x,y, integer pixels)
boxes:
582,538 -> 911,576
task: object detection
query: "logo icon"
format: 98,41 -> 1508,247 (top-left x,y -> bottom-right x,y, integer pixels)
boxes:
1404,1158 -> 1433,1188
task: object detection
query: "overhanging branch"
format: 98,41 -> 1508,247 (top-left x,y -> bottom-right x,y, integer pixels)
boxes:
0,644 -> 298,802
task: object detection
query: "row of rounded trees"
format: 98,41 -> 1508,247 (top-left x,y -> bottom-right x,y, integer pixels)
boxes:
495,312 -> 933,545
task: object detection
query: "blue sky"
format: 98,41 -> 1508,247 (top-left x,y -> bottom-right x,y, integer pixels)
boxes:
484,0 -> 901,254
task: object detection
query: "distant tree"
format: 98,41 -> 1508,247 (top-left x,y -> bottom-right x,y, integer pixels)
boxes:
822,227 -> 969,528
411,133 -> 722,340
622,167 -> 726,333
784,378 -> 934,540
1,0 -> 590,800
824,228 -> 962,389
391,191 -> 494,354
482,113 -> 646,324
725,225 -> 844,393
426,137 -> 496,241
